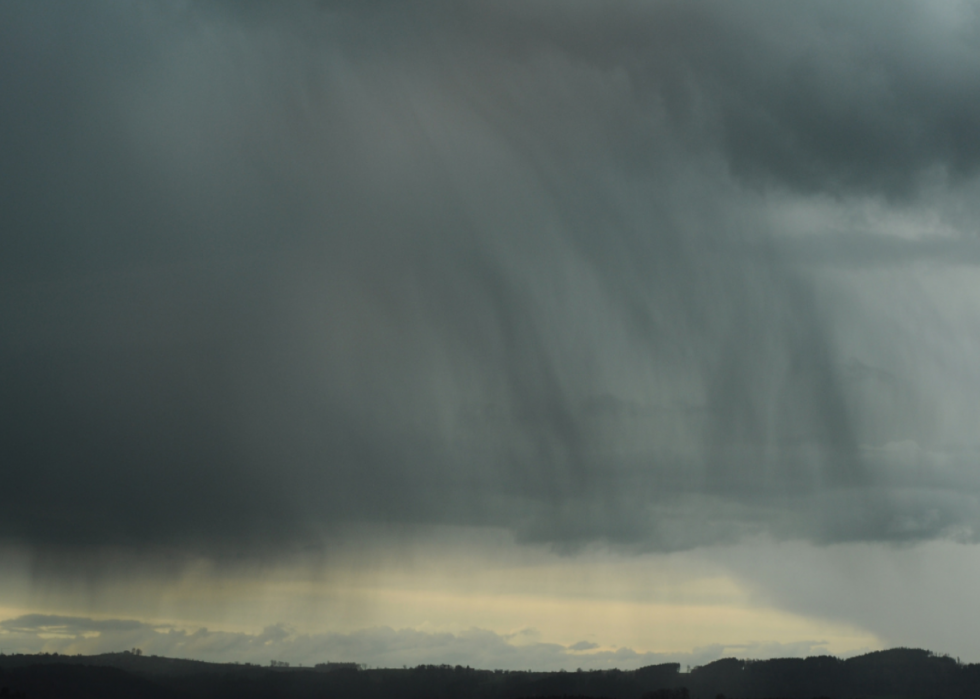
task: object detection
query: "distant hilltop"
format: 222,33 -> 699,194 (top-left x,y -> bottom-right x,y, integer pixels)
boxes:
1,647 -> 977,698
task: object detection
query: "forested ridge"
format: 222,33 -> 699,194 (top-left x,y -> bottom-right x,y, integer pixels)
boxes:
1,647 -> 977,698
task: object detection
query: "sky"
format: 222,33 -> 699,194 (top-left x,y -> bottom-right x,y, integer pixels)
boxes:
3,0 -> 980,670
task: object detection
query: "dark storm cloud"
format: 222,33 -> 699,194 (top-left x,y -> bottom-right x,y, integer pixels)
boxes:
3,0 -> 980,563
486,0 -> 980,196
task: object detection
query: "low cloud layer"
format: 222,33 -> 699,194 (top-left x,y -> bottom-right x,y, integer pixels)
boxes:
0,613 -> 844,671
3,1 -> 980,566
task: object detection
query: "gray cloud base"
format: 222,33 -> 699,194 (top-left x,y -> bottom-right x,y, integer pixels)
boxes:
3,0 -> 980,564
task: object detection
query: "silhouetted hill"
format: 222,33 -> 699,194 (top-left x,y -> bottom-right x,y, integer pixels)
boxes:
683,648 -> 969,698
0,648 -> 977,698
0,652 -> 239,677
0,663 -> 187,699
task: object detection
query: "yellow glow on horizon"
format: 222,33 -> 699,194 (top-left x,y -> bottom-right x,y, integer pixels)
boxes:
0,534 -> 883,659
308,585 -> 879,656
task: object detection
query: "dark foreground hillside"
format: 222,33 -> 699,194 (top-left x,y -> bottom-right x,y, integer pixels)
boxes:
1,647 -> 978,698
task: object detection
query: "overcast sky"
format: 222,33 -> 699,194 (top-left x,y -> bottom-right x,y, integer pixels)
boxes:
3,0 -> 980,668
